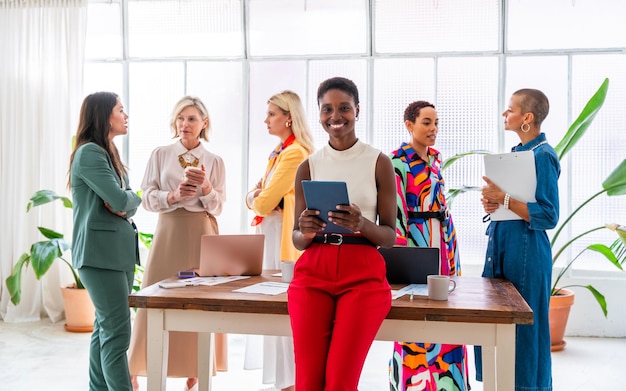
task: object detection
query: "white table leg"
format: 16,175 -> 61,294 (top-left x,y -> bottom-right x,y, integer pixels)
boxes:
197,332 -> 213,391
147,309 -> 168,391
482,344 -> 496,391
496,324 -> 516,390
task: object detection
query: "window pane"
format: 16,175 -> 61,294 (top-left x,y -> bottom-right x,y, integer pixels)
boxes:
307,60 -> 368,148
249,0 -> 367,56
85,1 -> 122,59
127,62 -> 185,233
128,0 -> 243,58
375,0 -> 500,54
507,0 -> 626,51
566,55 -> 626,270
82,63 -> 123,98
372,57 -> 436,154
187,61 -> 246,233
436,56 -> 499,264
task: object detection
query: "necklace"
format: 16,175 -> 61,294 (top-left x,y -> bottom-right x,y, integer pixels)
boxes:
178,140 -> 200,168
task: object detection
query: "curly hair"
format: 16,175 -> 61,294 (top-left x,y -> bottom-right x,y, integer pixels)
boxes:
403,100 -> 435,123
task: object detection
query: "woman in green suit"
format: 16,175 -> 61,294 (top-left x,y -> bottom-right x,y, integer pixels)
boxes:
69,92 -> 142,391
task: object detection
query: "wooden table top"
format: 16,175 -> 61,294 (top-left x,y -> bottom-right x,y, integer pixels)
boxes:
129,271 -> 533,325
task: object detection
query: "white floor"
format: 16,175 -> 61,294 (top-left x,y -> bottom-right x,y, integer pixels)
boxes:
0,318 -> 623,390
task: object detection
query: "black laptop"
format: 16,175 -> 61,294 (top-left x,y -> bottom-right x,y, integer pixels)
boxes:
379,246 -> 440,284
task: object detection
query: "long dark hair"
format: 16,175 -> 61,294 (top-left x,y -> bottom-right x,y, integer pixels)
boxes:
68,92 -> 126,188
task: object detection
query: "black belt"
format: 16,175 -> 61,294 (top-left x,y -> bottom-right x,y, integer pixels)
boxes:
312,233 -> 374,246
408,210 -> 448,222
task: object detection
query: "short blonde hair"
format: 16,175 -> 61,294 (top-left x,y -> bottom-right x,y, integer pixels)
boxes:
268,90 -> 315,154
170,96 -> 211,141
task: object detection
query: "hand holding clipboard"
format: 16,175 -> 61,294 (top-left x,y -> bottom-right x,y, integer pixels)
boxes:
483,151 -> 536,221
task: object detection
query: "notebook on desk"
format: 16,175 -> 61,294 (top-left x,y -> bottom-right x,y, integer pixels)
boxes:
379,246 -> 440,284
195,234 -> 265,277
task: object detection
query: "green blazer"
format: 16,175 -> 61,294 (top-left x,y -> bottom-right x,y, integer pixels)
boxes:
71,143 -> 142,272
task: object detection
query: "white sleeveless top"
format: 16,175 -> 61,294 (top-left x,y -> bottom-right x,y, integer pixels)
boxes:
308,139 -> 380,223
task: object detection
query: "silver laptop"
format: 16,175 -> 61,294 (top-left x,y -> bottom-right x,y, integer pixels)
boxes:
196,234 -> 265,277
379,246 -> 441,284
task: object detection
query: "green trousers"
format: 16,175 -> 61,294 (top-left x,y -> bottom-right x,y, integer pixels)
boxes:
79,266 -> 134,391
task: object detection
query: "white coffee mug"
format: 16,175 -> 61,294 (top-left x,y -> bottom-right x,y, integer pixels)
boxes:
281,261 -> 295,283
427,275 -> 456,301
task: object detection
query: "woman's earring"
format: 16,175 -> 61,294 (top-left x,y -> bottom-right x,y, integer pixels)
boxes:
355,116 -> 360,122
521,123 -> 530,133
285,121 -> 292,128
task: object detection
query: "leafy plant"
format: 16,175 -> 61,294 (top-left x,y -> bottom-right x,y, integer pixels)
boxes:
5,190 -> 79,306
6,189 -> 154,307
441,77 -> 626,316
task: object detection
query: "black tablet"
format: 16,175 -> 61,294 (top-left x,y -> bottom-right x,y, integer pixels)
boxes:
301,180 -> 352,234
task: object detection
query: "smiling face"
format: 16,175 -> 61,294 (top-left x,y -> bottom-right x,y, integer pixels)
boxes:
108,99 -> 128,140
176,105 -> 208,146
406,106 -> 438,157
264,102 -> 292,141
318,89 -> 360,145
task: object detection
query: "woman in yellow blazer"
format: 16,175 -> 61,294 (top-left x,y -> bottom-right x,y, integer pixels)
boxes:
245,90 -> 315,391
69,92 -> 142,391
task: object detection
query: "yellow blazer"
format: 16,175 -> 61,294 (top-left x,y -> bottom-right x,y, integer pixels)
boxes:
251,140 -> 309,262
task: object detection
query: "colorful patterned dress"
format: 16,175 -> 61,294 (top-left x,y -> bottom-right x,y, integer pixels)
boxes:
389,142 -> 469,391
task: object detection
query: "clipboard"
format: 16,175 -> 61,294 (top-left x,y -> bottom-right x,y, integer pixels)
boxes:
484,151 -> 536,221
301,180 -> 352,233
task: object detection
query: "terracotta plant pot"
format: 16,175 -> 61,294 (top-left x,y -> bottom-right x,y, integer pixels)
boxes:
549,288 -> 575,352
60,284 -> 95,333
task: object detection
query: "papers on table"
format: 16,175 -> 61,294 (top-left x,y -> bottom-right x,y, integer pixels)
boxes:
391,284 -> 428,300
159,276 -> 249,289
158,276 -> 288,296
232,282 -> 289,296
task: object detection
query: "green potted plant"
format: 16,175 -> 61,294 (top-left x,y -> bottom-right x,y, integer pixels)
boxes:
5,189 -> 95,332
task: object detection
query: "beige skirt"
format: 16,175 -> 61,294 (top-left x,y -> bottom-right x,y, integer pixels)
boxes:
128,208 -> 227,377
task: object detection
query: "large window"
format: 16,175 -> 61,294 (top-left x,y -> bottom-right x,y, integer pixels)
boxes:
84,0 -> 626,269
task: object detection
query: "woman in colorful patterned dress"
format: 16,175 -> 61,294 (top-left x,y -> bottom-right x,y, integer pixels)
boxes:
389,100 -> 469,391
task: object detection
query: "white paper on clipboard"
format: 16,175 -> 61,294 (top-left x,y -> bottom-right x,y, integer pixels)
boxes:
484,151 -> 536,221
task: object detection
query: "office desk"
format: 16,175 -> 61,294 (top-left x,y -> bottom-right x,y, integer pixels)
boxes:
129,272 -> 532,391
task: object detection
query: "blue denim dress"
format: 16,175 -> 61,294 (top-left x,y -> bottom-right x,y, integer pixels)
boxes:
475,133 -> 560,391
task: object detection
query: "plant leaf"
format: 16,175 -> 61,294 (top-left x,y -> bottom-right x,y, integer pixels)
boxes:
441,150 -> 491,171
5,253 -> 31,305
610,238 -> 626,266
26,189 -> 73,212
554,78 -> 609,161
138,232 -> 153,250
37,227 -> 65,240
585,285 -> 608,318
30,239 -> 68,279
587,243 -> 623,271
602,159 -> 626,196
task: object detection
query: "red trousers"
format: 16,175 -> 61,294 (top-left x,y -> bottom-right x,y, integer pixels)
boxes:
287,243 -> 391,391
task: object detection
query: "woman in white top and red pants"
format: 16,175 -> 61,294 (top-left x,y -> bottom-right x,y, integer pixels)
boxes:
289,77 -> 397,391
